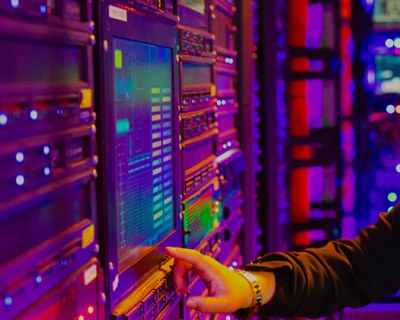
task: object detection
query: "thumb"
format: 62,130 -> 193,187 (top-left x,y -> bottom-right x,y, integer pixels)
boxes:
186,296 -> 235,314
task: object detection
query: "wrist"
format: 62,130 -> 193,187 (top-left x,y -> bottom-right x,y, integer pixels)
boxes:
234,269 -> 263,315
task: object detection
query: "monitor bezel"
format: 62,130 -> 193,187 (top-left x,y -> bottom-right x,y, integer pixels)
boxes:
95,3 -> 182,311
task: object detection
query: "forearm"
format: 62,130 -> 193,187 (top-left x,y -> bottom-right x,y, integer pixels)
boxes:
243,210 -> 400,318
167,205 -> 400,318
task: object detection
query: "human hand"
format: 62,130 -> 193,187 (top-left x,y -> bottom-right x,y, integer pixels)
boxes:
165,246 -> 254,314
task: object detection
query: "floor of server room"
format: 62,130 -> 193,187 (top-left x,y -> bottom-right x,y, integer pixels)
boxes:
342,304 -> 400,320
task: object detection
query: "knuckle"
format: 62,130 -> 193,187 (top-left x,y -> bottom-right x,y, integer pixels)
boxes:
192,250 -> 202,260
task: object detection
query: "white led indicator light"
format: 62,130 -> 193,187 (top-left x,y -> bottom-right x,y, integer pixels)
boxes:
30,110 -> 38,120
43,145 -> 50,155
15,174 -> 25,186
387,104 -> 395,114
15,152 -> 24,162
0,114 -> 8,125
385,38 -> 394,48
10,0 -> 19,8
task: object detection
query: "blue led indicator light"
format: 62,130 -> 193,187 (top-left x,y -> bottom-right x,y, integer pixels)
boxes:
60,259 -> 67,267
4,296 -> 12,307
39,4 -> 46,14
35,275 -> 43,284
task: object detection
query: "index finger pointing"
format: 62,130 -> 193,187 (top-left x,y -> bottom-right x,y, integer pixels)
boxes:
166,247 -> 206,269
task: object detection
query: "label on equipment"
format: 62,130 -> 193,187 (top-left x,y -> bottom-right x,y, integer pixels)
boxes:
82,224 -> 95,248
109,5 -> 127,22
84,264 -> 98,285
112,275 -> 119,291
80,89 -> 92,108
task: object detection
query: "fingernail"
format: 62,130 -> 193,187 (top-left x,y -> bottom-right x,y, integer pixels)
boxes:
186,299 -> 197,309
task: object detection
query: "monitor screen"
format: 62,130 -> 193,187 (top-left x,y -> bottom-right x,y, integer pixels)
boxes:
113,38 -> 174,270
374,55 -> 400,94
180,0 -> 205,14
373,0 -> 400,24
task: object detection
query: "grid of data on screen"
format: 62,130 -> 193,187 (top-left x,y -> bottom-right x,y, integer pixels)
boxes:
113,38 -> 174,268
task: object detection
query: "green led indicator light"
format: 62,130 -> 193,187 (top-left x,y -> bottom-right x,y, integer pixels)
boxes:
388,192 -> 397,202
115,50 -> 122,69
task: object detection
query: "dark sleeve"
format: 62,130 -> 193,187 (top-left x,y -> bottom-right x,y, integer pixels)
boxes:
244,204 -> 400,318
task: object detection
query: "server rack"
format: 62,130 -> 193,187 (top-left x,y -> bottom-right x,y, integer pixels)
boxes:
286,0 -> 343,250
0,1 -> 101,318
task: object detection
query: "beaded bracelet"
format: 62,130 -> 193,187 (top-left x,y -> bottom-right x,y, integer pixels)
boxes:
234,269 -> 263,316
